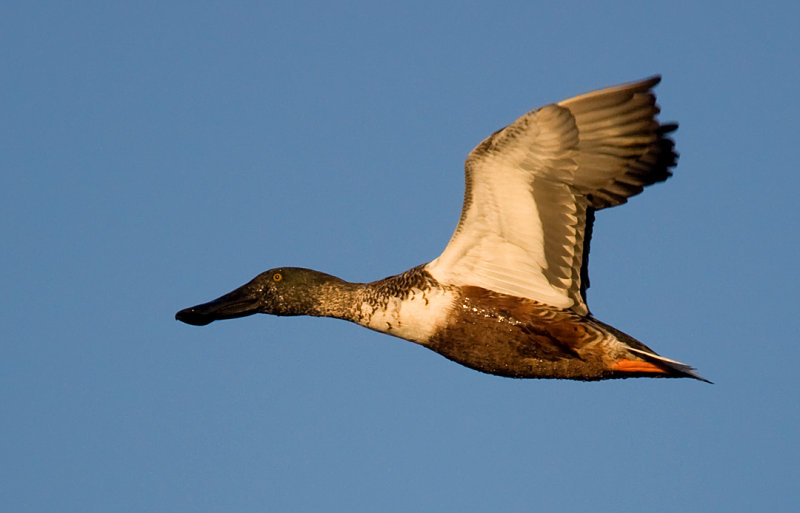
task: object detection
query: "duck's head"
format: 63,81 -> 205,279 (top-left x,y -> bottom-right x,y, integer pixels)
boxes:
175,267 -> 345,326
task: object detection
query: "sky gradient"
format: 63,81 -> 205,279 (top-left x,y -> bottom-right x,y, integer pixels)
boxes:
3,1 -> 799,512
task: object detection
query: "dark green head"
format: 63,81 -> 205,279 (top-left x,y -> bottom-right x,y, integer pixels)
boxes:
175,267 -> 346,326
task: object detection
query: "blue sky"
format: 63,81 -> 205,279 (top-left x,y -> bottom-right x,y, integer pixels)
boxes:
3,1 -> 799,512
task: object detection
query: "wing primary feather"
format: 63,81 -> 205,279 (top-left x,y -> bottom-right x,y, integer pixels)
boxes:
579,207 -> 595,306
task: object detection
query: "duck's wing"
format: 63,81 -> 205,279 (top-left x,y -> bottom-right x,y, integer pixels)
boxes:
425,77 -> 677,316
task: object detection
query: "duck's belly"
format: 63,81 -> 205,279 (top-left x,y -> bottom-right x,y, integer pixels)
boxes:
425,287 -> 617,379
356,282 -> 622,380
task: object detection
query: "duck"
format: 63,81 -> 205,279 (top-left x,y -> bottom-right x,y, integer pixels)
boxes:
176,76 -> 708,382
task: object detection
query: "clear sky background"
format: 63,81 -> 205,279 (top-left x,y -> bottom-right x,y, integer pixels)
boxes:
3,1 -> 798,512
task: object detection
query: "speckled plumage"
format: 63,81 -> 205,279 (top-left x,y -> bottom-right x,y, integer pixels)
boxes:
176,77 -> 707,382
427,285 -> 691,380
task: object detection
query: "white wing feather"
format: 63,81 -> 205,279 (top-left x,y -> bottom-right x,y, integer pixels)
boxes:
426,77 -> 675,315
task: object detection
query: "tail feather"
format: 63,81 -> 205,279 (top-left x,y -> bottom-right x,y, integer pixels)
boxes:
626,347 -> 712,383
588,316 -> 710,383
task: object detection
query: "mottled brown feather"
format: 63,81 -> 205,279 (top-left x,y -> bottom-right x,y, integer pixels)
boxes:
425,285 -> 681,380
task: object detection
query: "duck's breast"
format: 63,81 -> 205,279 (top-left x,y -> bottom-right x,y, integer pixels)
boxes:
360,286 -> 459,343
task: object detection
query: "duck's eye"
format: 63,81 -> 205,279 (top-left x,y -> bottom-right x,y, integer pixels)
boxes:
273,272 -> 282,282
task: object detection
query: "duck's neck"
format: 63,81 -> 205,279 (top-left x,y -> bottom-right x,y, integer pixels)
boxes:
306,265 -> 437,320
304,277 -> 367,321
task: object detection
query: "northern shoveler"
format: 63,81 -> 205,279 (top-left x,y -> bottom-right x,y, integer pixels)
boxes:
176,76 -> 708,382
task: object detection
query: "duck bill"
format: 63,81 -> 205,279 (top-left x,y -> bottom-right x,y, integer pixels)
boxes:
175,283 -> 261,326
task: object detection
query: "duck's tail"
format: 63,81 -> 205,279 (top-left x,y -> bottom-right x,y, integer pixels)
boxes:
621,347 -> 712,383
590,317 -> 711,383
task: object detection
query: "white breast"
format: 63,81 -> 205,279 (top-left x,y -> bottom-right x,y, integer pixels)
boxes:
359,287 -> 457,344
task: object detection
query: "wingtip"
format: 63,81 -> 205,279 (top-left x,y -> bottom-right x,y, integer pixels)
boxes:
641,74 -> 661,87
557,75 -> 666,110
632,74 -> 662,93
660,122 -> 679,134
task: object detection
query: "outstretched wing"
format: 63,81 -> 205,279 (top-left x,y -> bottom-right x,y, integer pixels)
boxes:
425,77 -> 677,316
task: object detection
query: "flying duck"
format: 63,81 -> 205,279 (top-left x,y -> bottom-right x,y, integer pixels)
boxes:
176,76 -> 708,382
